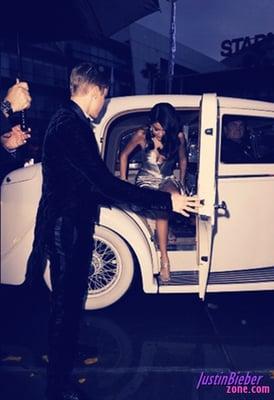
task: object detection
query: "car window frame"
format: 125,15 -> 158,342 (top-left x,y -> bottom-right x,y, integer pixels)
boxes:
218,109 -> 274,177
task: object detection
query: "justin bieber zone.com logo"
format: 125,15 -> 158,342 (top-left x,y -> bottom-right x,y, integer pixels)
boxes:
196,371 -> 271,395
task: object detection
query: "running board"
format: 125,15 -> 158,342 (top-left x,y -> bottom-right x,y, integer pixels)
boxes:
158,271 -> 198,286
157,267 -> 274,292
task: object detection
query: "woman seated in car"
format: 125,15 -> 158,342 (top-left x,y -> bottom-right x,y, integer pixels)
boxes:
119,103 -> 187,282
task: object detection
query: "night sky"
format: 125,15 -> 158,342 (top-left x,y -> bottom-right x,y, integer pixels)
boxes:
139,0 -> 274,60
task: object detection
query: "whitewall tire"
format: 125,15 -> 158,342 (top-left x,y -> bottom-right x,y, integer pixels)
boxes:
85,225 -> 134,310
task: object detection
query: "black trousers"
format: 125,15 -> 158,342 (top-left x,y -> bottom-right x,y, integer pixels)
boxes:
46,215 -> 95,395
24,209 -> 48,286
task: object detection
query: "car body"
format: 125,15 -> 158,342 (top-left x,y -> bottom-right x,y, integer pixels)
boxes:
1,94 -> 274,309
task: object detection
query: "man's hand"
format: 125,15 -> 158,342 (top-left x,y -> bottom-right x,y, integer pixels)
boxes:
171,192 -> 200,217
5,80 -> 32,113
1,125 -> 31,150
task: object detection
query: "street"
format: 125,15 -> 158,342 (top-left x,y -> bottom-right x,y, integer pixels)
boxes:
1,281 -> 274,399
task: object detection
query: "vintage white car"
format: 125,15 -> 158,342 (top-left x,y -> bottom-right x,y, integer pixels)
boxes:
1,94 -> 274,310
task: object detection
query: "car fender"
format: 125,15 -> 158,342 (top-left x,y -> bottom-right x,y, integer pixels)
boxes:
99,207 -> 159,293
1,225 -> 35,284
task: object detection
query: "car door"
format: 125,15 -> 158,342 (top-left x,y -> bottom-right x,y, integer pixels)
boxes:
196,93 -> 218,299
209,105 -> 274,292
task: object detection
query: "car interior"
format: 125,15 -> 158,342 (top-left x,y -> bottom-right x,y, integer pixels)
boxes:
104,109 -> 200,251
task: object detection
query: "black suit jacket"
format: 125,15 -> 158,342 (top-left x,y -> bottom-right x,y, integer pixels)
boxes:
221,137 -> 255,163
38,100 -> 172,231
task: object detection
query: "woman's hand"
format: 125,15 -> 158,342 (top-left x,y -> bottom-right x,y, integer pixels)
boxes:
171,192 -> 200,217
152,136 -> 163,151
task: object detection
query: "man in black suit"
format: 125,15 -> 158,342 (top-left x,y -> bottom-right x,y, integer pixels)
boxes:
29,63 -> 199,400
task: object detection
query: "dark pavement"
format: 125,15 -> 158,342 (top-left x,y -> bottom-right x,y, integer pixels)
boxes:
1,282 -> 274,400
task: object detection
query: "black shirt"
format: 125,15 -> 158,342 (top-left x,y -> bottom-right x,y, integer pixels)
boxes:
221,138 -> 255,164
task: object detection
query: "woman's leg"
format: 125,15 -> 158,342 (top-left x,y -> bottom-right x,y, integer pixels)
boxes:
156,217 -> 170,281
157,180 -> 181,282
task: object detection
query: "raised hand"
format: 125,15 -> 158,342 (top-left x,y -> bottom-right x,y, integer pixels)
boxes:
4,80 -> 32,113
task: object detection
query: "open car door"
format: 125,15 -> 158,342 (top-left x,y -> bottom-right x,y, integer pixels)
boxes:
197,93 -> 218,299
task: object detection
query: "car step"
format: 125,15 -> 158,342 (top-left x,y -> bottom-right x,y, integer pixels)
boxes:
157,270 -> 198,286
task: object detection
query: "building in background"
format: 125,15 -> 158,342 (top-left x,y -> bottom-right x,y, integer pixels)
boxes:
1,23 -> 228,148
219,33 -> 274,101
113,23 -> 226,94
180,33 -> 274,102
0,37 -> 133,146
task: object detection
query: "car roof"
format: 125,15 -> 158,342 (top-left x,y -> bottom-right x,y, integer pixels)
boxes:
94,94 -> 274,135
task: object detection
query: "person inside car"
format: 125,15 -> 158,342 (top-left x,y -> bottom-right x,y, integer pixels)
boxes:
221,116 -> 255,163
119,102 -> 187,282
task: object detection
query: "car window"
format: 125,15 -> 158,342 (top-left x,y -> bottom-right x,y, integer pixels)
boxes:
104,111 -> 148,180
221,115 -> 274,164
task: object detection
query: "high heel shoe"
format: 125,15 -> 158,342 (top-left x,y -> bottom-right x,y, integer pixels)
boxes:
160,258 -> 170,283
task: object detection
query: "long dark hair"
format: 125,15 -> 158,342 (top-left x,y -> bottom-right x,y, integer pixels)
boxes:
145,102 -> 180,158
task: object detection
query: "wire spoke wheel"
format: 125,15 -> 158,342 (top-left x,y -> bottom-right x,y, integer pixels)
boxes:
88,238 -> 122,294
85,225 -> 134,310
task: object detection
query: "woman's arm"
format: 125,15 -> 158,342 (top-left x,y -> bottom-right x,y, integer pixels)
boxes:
178,131 -> 187,183
119,129 -> 145,180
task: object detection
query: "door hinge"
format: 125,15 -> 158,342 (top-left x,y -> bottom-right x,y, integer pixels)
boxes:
205,128 -> 213,135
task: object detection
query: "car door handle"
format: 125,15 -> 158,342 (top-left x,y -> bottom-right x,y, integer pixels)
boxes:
214,201 -> 230,217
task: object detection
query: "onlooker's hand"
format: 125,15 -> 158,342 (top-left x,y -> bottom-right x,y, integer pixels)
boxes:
171,193 -> 200,217
1,125 -> 31,150
5,80 -> 32,113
